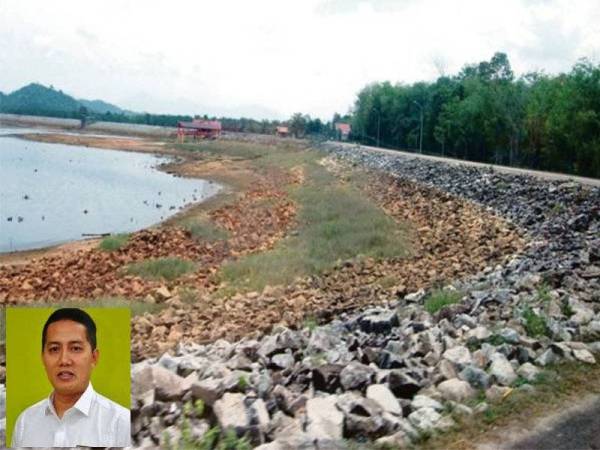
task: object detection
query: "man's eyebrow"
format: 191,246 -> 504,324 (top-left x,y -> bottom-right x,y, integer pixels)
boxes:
45,339 -> 86,345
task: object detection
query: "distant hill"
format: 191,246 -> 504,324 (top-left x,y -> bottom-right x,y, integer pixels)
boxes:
78,98 -> 129,115
0,83 -> 133,117
0,83 -> 81,117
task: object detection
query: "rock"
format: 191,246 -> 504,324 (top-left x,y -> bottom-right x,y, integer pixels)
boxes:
248,398 -> 270,432
437,379 -> 476,402
340,361 -> 375,391
466,326 -> 492,342
312,364 -> 343,393
489,353 -> 517,386
359,310 -> 399,333
405,289 -> 425,303
570,307 -> 594,325
536,348 -> 558,366
408,407 -> 442,432
367,384 -> 402,415
485,385 -> 512,402
573,348 -> 596,364
437,359 -> 458,380
411,394 -> 443,412
388,370 -> 422,399
459,365 -> 491,389
134,365 -> 193,402
191,377 -> 224,406
336,393 -> 386,437
157,353 -> 179,373
443,346 -> 472,368
271,353 -> 295,370
213,393 -> 249,430
155,285 -> 172,301
306,396 -> 344,441
581,321 -> 600,342
498,328 -> 521,344
516,363 -> 541,382
375,430 -> 409,448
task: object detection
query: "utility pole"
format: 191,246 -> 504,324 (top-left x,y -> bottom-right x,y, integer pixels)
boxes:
377,110 -> 381,147
413,100 -> 424,154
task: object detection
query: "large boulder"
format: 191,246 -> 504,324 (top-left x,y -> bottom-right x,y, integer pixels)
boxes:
306,396 -> 344,441
437,379 -> 476,402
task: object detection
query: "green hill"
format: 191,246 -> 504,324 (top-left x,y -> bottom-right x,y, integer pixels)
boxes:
78,98 -> 128,115
1,83 -> 81,117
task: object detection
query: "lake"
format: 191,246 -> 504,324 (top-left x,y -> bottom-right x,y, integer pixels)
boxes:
0,130 -> 220,252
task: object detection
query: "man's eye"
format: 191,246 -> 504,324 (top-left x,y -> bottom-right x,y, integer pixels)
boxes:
72,346 -> 83,352
48,347 -> 59,353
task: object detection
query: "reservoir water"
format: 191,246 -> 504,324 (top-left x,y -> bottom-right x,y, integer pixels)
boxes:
0,129 -> 220,252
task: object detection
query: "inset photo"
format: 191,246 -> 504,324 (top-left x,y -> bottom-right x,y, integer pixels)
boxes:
6,307 -> 131,448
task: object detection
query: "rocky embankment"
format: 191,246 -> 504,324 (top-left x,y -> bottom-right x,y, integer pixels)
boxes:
126,147 -> 598,448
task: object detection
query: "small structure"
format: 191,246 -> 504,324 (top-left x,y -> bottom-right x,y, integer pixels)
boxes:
335,123 -> 351,141
276,126 -> 289,138
177,119 -> 222,141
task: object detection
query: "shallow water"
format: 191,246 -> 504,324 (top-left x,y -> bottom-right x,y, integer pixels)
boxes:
0,132 -> 220,252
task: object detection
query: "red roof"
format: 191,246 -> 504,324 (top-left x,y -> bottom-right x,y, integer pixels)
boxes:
276,126 -> 289,133
178,120 -> 222,130
335,123 -> 351,134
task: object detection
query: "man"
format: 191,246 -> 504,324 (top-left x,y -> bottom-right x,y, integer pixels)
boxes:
11,308 -> 130,447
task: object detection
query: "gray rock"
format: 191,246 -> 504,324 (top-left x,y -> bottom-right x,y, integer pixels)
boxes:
366,384 -> 402,415
312,364 -> 343,393
271,353 -> 295,370
388,370 -> 422,399
359,310 -> 399,333
437,378 -> 476,402
340,361 -> 375,391
443,346 -> 472,368
459,365 -> 491,389
489,353 -> 518,386
498,328 -> 521,344
536,348 -> 559,366
306,396 -> 344,441
485,385 -> 511,402
411,394 -> 443,412
375,430 -> 409,448
516,363 -> 541,382
581,321 -> 600,342
573,348 -> 597,364
336,392 -> 386,437
191,377 -> 224,406
213,393 -> 249,430
408,407 -> 442,432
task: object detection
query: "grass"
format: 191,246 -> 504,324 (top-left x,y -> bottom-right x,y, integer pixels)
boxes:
98,233 -> 130,251
218,162 -> 411,293
123,257 -> 196,281
421,361 -> 600,450
522,306 -> 550,337
180,217 -> 229,242
424,289 -> 463,314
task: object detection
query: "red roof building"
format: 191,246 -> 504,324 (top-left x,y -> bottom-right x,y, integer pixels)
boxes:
276,126 -> 289,137
335,123 -> 351,140
177,119 -> 222,140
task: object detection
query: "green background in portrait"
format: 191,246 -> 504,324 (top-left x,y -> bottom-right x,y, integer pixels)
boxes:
5,307 -> 130,445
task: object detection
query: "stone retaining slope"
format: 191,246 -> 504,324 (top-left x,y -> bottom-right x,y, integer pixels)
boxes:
125,145 -> 599,448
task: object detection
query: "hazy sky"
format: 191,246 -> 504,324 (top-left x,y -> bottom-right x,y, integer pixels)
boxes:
1,0 -> 598,120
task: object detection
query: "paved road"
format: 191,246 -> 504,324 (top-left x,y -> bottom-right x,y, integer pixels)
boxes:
332,142 -> 600,187
478,395 -> 600,450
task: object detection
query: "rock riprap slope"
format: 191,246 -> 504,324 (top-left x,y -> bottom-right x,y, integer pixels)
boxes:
132,146 -> 599,448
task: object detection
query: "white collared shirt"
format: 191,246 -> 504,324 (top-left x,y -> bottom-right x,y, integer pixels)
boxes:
12,382 -> 130,448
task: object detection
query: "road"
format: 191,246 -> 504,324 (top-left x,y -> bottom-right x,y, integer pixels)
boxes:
333,142 -> 600,187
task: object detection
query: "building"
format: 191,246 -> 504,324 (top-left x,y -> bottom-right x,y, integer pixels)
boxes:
335,123 -> 351,141
177,119 -> 222,141
276,126 -> 289,137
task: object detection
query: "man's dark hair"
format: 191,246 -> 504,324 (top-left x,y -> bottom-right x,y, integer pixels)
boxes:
42,308 -> 97,352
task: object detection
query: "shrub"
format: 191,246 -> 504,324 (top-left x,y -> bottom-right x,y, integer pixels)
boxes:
124,257 -> 196,281
522,306 -> 550,337
424,289 -> 463,314
98,233 -> 129,251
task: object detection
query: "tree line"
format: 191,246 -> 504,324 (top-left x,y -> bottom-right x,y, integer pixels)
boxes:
352,53 -> 600,178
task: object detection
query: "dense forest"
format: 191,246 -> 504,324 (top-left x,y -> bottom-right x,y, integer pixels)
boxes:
352,53 -> 600,178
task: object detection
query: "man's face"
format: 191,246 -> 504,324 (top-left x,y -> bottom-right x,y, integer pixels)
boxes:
42,319 -> 99,396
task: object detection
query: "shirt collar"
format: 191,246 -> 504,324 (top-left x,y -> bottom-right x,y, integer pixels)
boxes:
45,382 -> 96,418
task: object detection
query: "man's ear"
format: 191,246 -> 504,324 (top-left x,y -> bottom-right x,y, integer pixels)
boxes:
92,348 -> 99,367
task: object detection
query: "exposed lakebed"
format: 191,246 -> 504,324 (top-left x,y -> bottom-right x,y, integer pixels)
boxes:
0,130 -> 220,252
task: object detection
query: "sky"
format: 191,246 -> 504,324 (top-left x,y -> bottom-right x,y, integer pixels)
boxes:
1,0 -> 599,121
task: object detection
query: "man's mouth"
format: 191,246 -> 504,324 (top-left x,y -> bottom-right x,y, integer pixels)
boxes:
57,371 -> 75,381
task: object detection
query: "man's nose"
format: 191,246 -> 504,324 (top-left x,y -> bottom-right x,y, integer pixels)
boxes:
58,349 -> 72,365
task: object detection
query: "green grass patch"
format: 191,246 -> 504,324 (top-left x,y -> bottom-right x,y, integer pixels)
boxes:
124,257 -> 196,281
522,306 -> 550,337
424,289 -> 463,314
219,162 -> 410,293
180,217 -> 229,242
98,233 -> 130,251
